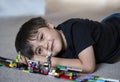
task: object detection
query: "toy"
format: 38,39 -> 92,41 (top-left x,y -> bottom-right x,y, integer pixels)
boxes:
0,56 -> 16,67
26,51 -> 52,75
0,56 -> 27,70
41,62 -> 49,75
0,53 -> 119,82
75,75 -> 119,82
41,51 -> 52,75
46,51 -> 52,69
27,60 -> 40,73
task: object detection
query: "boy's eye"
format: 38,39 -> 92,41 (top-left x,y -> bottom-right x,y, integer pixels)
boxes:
40,34 -> 44,41
38,33 -> 44,41
38,48 -> 42,54
35,47 -> 42,55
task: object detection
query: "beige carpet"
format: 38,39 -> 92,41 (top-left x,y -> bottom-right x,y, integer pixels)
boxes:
0,0 -> 120,82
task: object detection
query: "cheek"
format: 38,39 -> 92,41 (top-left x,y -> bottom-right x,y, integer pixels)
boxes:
41,49 -> 48,56
53,40 -> 62,54
48,30 -> 58,38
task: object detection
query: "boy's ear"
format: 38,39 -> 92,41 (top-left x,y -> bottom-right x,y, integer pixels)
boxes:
46,22 -> 55,29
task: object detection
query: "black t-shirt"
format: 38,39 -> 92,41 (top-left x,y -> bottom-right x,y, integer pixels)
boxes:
56,18 -> 120,63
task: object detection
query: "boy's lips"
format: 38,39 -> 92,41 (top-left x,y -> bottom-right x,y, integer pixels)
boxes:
49,40 -> 54,51
51,40 -> 54,51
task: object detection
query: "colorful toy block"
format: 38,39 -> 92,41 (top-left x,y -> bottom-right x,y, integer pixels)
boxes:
0,54 -> 119,82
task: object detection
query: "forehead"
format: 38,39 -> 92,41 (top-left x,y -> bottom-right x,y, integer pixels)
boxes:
29,28 -> 43,39
37,27 -> 50,32
28,28 -> 46,48
28,39 -> 40,55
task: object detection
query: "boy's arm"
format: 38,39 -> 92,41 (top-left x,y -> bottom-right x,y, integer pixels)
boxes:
33,46 -> 95,73
51,46 -> 96,73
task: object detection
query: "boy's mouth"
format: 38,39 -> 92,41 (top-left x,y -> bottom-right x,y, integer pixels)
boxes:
49,40 -> 54,51
51,40 -> 54,51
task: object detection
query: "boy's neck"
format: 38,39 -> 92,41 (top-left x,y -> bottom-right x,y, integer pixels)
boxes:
59,30 -> 67,50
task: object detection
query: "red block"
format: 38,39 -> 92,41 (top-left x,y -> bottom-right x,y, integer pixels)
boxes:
60,75 -> 75,80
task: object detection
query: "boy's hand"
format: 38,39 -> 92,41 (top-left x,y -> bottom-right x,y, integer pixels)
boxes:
19,55 -> 29,65
31,55 -> 46,65
19,55 -> 46,65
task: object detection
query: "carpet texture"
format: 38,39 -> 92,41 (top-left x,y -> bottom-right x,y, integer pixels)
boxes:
0,0 -> 120,82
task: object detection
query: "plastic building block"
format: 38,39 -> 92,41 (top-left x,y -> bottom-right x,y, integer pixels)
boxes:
22,70 -> 30,73
85,75 -> 95,79
9,62 -> 16,68
60,75 -> 75,80
54,70 -> 65,78
15,52 -> 21,63
43,71 -> 49,75
0,56 -> 119,82
27,60 -> 40,73
95,80 -> 106,82
75,78 -> 84,82
57,65 -> 67,71
48,68 -> 56,76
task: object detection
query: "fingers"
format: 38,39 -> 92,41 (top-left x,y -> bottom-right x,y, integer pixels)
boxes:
19,56 -> 29,64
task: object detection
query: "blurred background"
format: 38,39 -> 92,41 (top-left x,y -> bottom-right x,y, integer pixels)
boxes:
46,0 -> 120,22
0,0 -> 120,82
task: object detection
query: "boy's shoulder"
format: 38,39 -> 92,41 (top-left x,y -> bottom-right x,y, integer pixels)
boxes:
60,18 -> 90,26
58,18 -> 80,27
62,18 -> 82,23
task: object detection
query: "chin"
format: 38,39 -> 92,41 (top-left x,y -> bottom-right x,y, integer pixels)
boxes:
52,53 -> 56,57
52,52 -> 58,57
52,45 -> 62,56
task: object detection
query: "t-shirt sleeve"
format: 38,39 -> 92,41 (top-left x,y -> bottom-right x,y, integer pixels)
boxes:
71,21 -> 95,56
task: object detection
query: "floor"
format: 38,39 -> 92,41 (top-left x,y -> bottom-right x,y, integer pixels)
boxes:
0,0 -> 120,82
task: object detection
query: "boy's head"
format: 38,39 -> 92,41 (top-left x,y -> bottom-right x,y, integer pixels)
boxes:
15,17 -> 64,59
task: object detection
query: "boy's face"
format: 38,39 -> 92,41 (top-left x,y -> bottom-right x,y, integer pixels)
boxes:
29,25 -> 64,57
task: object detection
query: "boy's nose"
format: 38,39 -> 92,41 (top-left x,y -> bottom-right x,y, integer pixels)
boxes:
42,40 -> 52,51
40,40 -> 48,50
43,42 -> 48,50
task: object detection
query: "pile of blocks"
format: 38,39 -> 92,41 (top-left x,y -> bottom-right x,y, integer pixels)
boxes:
0,55 -> 119,82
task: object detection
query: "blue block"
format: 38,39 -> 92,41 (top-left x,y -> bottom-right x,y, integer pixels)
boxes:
96,80 -> 106,82
75,78 -> 84,82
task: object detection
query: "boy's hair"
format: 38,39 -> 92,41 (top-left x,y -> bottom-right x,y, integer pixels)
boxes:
15,17 -> 47,59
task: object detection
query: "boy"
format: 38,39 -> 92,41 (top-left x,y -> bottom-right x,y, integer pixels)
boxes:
15,13 -> 120,73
